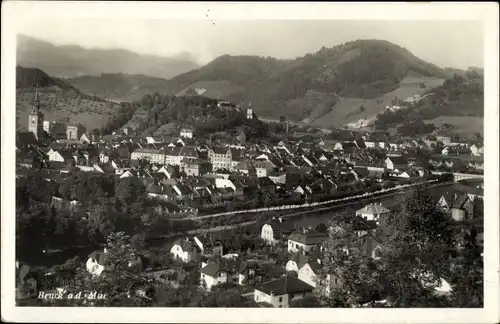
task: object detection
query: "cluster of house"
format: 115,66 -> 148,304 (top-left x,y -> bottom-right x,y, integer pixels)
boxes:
16,121 -> 485,215
77,184 -> 482,308
16,175 -> 483,306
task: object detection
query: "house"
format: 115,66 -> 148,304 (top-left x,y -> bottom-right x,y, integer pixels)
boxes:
450,193 -> 475,221
131,148 -> 166,165
287,231 -> 328,253
238,260 -> 258,286
79,133 -> 91,144
172,184 -> 195,201
268,171 -> 287,185
351,217 -> 378,237
85,250 -> 110,276
436,136 -> 452,145
66,122 -> 86,140
181,158 -> 211,177
356,203 -> 391,223
48,149 -> 75,166
470,144 -> 484,156
233,161 -> 255,175
261,218 -> 295,245
254,275 -> 314,307
208,147 -> 232,171
441,145 -> 470,156
193,235 -> 224,257
93,163 -> 116,174
297,259 -> 324,288
199,259 -> 240,290
157,165 -> 175,179
258,176 -> 276,196
285,252 -> 320,273
384,156 -> 408,170
180,128 -> 193,139
169,237 -> 201,263
254,160 -> 276,178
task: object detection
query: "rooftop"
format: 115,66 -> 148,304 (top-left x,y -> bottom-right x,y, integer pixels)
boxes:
256,275 -> 314,296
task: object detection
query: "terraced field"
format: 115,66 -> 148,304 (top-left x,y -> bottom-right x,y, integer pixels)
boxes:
16,88 -> 119,131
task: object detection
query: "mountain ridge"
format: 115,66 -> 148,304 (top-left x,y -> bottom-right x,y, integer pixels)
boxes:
17,34 -> 200,79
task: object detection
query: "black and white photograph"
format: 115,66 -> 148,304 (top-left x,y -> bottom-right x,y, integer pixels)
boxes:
2,1 -> 499,323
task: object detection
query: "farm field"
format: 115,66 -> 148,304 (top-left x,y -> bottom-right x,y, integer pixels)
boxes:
311,76 -> 444,128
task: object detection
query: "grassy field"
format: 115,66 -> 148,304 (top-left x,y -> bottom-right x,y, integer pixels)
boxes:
311,76 -> 444,128
176,80 -> 245,99
16,89 -> 119,131
424,116 -> 484,135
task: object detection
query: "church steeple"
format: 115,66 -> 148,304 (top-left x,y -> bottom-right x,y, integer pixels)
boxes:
29,83 -> 44,142
32,83 -> 41,114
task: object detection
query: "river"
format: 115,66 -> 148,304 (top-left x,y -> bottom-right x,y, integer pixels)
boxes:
27,181 -> 475,266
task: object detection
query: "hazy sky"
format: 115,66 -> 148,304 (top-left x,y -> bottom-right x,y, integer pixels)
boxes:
16,18 -> 483,69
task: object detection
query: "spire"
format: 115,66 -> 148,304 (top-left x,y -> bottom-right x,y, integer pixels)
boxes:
33,83 -> 41,114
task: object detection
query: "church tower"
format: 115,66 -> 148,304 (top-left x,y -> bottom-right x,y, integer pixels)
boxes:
28,85 -> 44,142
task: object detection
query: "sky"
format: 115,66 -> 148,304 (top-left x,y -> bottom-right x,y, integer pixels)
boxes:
13,6 -> 484,69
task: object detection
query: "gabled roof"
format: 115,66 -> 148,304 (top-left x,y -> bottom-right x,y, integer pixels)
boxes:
351,217 -> 378,231
200,259 -> 240,277
180,146 -> 199,158
386,156 -> 408,165
172,237 -> 200,253
96,163 -> 116,174
212,147 -> 231,155
356,203 -> 391,215
88,251 -> 110,267
258,176 -> 275,187
288,231 -> 328,246
451,193 -> 472,209
256,275 -> 314,295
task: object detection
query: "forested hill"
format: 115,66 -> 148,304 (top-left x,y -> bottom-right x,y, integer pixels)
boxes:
16,66 -> 80,92
164,39 -> 451,122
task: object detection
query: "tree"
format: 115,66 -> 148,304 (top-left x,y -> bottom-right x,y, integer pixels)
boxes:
315,220 -> 385,307
290,295 -> 321,307
63,232 -> 154,306
115,177 -> 146,204
376,185 -> 454,307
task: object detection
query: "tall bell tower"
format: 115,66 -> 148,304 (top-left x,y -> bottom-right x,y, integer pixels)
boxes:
28,85 -> 44,142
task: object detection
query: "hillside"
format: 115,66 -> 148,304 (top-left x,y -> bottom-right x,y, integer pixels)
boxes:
66,73 -> 172,102
164,39 -> 451,125
17,34 -> 199,79
16,66 -> 121,132
372,73 -> 484,136
118,93 -> 271,141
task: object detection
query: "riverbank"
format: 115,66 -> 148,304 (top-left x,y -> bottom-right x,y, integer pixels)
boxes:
148,180 -> 456,243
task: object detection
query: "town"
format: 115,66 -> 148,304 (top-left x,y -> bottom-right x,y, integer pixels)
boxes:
16,85 -> 484,308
